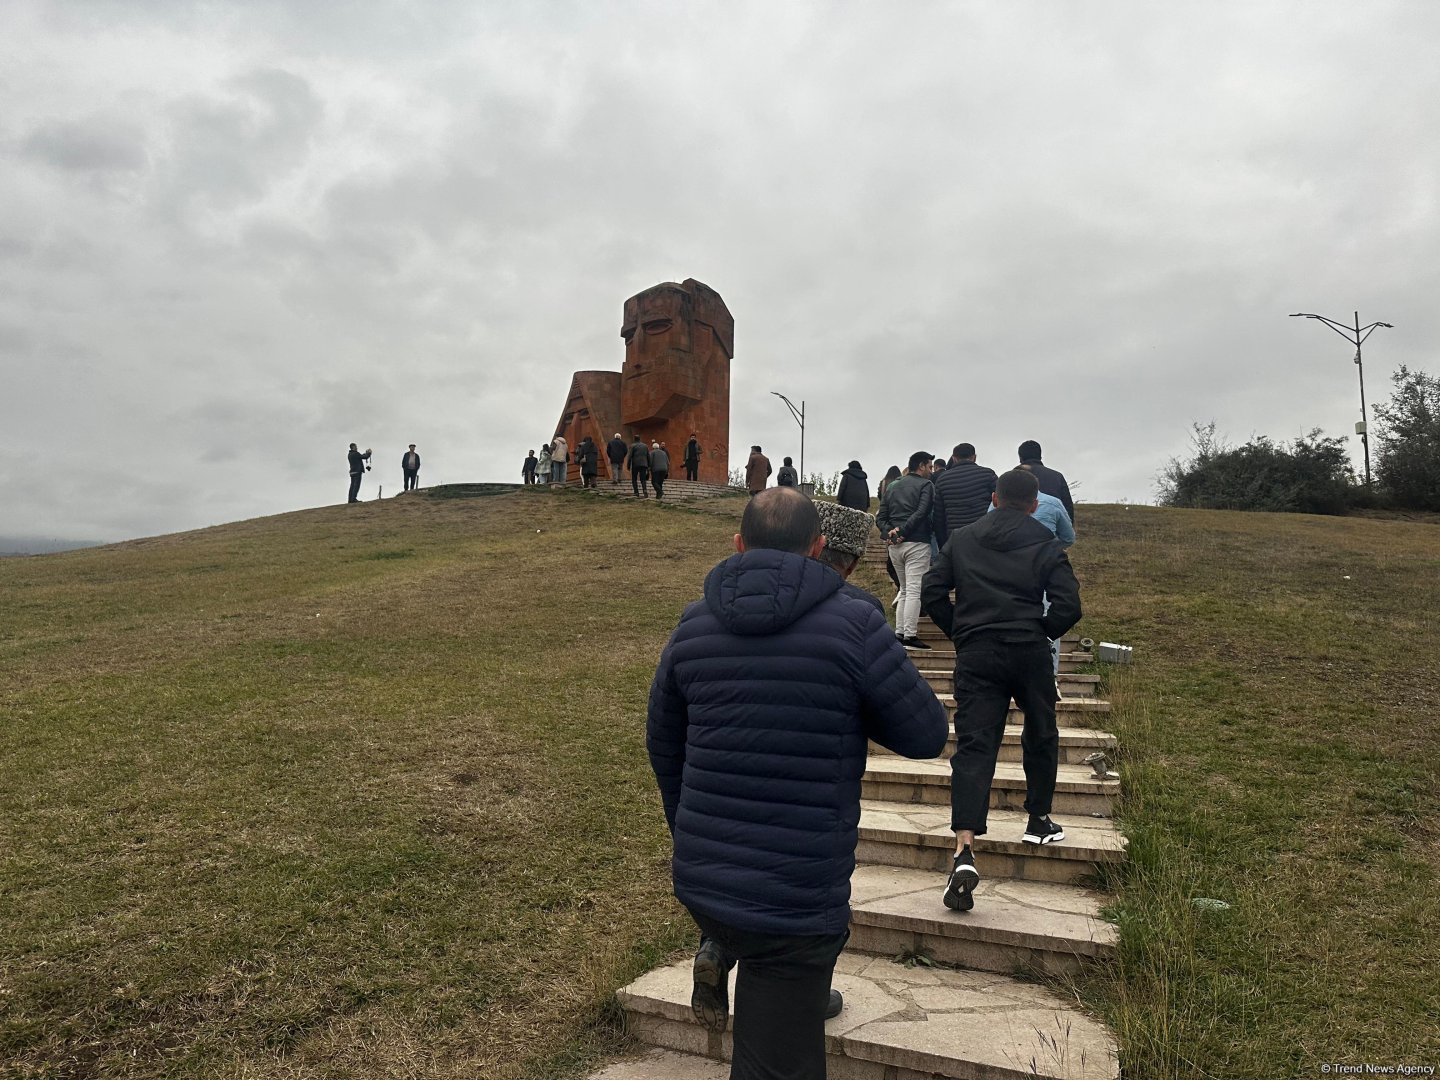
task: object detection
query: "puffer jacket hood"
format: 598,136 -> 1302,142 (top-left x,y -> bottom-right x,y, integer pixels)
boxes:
843,463 -> 867,479
704,549 -> 841,636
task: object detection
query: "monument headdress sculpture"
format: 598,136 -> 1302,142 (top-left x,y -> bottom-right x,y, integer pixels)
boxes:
552,278 -> 732,487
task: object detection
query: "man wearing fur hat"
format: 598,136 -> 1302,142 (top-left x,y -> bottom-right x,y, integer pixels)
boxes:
813,501 -> 884,616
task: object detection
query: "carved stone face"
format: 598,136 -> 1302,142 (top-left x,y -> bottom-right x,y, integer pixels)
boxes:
621,280 -> 732,426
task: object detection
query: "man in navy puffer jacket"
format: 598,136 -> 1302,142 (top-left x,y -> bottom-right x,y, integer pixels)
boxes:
648,488 -> 948,1079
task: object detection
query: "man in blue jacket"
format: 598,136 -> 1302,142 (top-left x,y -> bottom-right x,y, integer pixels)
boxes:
648,488 -> 948,1079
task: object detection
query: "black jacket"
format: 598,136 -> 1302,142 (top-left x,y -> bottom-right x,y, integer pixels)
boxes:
920,508 -> 1080,646
606,437 -> 628,464
836,466 -> 870,510
577,440 -> 599,472
1020,458 -> 1075,524
684,438 -> 703,466
348,448 -> 370,475
401,451 -> 421,473
875,473 -> 934,545
628,441 -> 651,469
932,461 -> 997,545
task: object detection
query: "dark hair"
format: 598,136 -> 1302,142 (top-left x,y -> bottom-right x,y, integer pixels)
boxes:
996,468 -> 1039,509
907,450 -> 933,472
883,465 -> 902,481
953,443 -> 976,460
1018,440 -> 1043,462
740,488 -> 820,555
783,456 -> 793,466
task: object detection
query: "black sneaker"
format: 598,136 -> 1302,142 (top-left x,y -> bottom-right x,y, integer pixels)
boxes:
1022,816 -> 1065,845
691,938 -> 731,1033
826,988 -> 843,1019
943,848 -> 979,911
902,636 -> 932,651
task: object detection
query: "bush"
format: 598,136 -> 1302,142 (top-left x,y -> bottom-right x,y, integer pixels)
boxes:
1157,423 -> 1358,515
1373,365 -> 1440,511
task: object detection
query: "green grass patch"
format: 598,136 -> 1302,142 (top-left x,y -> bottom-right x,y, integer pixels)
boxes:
1,495 -> 1436,1076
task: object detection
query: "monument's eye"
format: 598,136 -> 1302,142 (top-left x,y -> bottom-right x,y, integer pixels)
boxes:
621,327 -> 635,343
642,320 -> 673,335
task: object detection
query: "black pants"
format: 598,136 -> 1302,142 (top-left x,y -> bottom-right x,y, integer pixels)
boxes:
689,909 -> 846,1080
652,470 -> 668,498
582,470 -> 597,488
949,635 -> 1059,834
685,461 -> 699,481
631,466 -> 650,496
348,473 -> 362,502
403,470 -> 418,491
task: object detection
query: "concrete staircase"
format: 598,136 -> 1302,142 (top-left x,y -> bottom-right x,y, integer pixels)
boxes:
583,476 -> 744,502
597,561 -> 1122,1077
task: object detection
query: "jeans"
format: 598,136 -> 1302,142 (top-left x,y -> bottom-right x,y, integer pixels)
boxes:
403,470 -> 418,491
652,470 -> 667,498
949,635 -> 1059,834
631,466 -> 650,496
552,462 -> 566,484
610,460 -> 625,483
347,473 -> 362,502
688,909 -> 847,1080
888,541 -> 931,638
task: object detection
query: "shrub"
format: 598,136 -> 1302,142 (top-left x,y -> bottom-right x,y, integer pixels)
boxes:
1373,366 -> 1440,512
1157,423 -> 1358,515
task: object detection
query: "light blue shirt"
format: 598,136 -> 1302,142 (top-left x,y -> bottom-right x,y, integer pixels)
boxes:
987,492 -> 1074,546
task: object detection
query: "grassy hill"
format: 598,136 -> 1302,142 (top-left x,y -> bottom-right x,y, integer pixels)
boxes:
2,490 -> 1436,1078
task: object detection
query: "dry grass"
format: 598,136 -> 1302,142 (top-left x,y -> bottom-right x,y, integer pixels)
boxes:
2,493 -> 1436,1078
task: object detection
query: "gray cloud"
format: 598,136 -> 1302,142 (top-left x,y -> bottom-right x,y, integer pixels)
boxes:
1,0 -> 1437,540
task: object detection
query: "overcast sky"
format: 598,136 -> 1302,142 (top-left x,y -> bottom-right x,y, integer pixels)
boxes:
3,1 -> 1437,542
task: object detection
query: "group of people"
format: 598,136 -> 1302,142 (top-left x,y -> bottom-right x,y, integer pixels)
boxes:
523,432 -> 706,498
345,443 -> 422,502
645,440 -> 1082,1080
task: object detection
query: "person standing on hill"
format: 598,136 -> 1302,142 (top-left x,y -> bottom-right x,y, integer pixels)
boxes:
628,435 -> 652,498
551,434 -> 569,485
684,433 -> 703,481
933,443 -> 998,547
920,468 -> 1082,915
536,444 -> 552,486
401,444 -> 421,492
647,488 -> 947,1078
346,443 -> 372,503
577,436 -> 599,488
1017,440 -> 1075,525
776,457 -> 798,487
607,432 -> 628,486
522,450 -> 539,485
836,460 -> 870,510
650,442 -> 671,499
745,445 -> 771,496
876,450 -> 936,651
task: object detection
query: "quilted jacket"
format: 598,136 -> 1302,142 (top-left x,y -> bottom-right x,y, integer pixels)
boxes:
647,548 -> 948,936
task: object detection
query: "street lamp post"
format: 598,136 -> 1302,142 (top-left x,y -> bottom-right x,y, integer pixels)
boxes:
770,391 -> 805,482
1289,310 -> 1393,486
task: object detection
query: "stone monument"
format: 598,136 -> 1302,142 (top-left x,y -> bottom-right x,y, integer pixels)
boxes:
552,279 -> 732,486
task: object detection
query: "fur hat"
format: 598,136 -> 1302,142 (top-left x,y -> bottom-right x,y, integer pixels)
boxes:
814,501 -> 874,559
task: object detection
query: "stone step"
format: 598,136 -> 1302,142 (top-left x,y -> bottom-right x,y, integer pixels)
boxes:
848,863 -> 1118,977
588,1050 -> 727,1079
920,669 -> 1101,698
615,952 -> 1118,1079
857,802 -> 1126,884
870,725 -> 1117,766
925,696 -> 1112,727
862,757 -> 1120,817
907,642 -> 1096,668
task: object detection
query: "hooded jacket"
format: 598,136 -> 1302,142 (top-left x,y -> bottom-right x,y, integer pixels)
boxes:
647,549 -> 948,936
836,463 -> 870,511
576,438 -> 598,472
920,508 -> 1081,646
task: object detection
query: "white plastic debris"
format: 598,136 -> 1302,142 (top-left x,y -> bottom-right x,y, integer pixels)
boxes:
1191,897 -> 1231,912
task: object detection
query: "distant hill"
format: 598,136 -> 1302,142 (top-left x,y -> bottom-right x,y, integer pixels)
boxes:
0,536 -> 106,556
